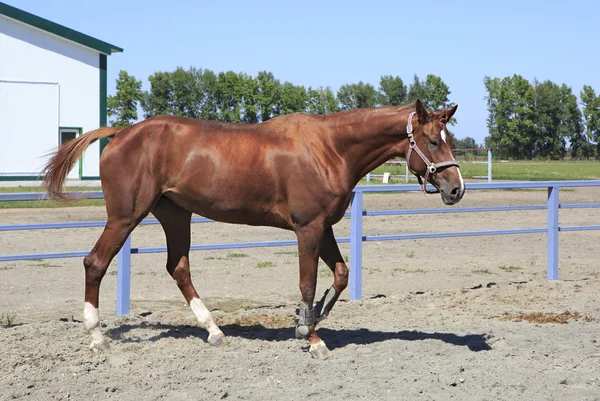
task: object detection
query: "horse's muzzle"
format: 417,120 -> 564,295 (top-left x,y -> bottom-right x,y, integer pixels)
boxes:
441,184 -> 465,205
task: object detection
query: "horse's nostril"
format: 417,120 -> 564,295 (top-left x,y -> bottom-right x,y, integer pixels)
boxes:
450,187 -> 460,197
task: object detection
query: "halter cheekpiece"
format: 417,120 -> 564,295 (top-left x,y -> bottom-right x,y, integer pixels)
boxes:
405,111 -> 460,195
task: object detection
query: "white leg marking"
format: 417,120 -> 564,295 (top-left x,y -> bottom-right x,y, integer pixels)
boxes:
83,302 -> 105,348
441,129 -> 447,143
190,298 -> 224,340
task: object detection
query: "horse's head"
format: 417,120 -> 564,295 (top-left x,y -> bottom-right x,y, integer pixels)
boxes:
405,100 -> 465,205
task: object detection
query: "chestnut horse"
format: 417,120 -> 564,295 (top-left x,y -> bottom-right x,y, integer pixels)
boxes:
42,99 -> 464,359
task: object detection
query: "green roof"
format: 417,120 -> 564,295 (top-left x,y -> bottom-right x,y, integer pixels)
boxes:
0,2 -> 123,55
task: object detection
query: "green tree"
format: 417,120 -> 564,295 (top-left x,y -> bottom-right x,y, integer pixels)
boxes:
558,84 -> 586,159
280,82 -> 308,115
307,86 -> 339,115
256,71 -> 282,122
141,67 -> 220,121
454,136 -> 478,149
378,75 -> 407,106
532,79 -> 566,160
214,71 -> 245,122
337,81 -> 379,110
422,74 -> 454,111
407,74 -> 455,123
239,73 -> 259,123
169,67 -> 203,118
198,69 -> 219,120
484,74 -> 536,159
107,70 -> 143,127
580,85 -> 600,159
407,74 -> 427,104
141,71 -> 174,118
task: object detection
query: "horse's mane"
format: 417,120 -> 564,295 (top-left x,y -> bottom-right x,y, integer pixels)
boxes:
315,103 -> 417,121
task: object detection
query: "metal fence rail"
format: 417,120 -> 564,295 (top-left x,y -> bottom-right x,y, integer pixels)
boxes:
1,180 -> 599,316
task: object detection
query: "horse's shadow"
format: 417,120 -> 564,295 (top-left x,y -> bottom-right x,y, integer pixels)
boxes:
106,323 -> 491,352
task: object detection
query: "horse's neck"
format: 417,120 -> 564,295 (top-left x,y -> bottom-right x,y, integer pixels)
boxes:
328,109 -> 409,185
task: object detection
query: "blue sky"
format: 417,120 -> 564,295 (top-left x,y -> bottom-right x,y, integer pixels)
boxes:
8,0 -> 600,144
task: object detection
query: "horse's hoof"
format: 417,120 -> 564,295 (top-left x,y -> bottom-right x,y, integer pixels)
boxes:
208,333 -> 229,347
90,340 -> 110,353
309,341 -> 331,359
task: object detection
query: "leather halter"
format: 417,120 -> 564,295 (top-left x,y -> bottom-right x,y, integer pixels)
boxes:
405,111 -> 460,194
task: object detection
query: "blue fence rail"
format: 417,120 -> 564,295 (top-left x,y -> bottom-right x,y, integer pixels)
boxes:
1,180 -> 599,316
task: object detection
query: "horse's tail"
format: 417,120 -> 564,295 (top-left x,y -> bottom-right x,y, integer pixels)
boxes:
42,127 -> 122,201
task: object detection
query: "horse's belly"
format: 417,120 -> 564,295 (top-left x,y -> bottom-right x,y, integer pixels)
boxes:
164,186 -> 291,229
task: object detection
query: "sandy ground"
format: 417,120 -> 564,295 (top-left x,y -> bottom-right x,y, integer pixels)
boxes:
1,186 -> 600,400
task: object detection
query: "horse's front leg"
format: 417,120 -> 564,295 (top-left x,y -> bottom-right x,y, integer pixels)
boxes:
294,222 -> 331,359
314,227 -> 348,319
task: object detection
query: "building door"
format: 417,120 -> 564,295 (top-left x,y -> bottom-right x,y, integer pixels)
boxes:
59,127 -> 82,179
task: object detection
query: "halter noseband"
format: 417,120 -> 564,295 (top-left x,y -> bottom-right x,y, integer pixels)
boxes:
405,111 -> 460,195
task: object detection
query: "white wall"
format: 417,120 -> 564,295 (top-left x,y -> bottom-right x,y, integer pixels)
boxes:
0,81 -> 58,175
0,15 -> 101,178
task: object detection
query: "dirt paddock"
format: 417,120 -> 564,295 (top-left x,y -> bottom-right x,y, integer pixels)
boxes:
1,187 -> 600,400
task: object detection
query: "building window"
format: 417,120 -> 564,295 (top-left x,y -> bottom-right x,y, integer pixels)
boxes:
59,128 -> 79,144
58,127 -> 82,179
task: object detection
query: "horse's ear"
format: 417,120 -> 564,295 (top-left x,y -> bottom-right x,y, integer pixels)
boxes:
441,104 -> 458,123
415,99 -> 429,124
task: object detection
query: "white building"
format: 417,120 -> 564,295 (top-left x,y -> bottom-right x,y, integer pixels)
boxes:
0,2 -> 122,181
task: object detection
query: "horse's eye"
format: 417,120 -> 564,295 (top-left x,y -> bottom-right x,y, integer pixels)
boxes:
428,139 -> 439,146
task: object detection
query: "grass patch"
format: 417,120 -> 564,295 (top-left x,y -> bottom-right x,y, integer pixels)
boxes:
0,186 -> 103,193
482,162 -> 600,181
26,262 -> 61,268
472,269 -> 492,274
0,312 -> 17,327
369,161 -> 600,182
0,199 -> 105,209
405,251 -> 416,258
0,186 -> 104,209
256,261 -> 275,268
0,265 -> 15,271
319,268 -> 333,278
499,265 -> 522,273
392,268 -> 425,275
204,253 -> 248,261
227,253 -> 249,258
274,251 -> 298,256
135,271 -> 158,276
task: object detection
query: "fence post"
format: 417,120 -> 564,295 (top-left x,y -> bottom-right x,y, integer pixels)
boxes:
405,162 -> 409,182
116,235 -> 132,316
547,186 -> 559,280
349,190 -> 364,300
366,173 -> 371,183
487,149 -> 492,183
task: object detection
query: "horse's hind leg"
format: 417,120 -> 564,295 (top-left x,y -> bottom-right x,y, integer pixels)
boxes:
151,196 -> 227,346
83,176 -> 159,351
83,215 -> 150,351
